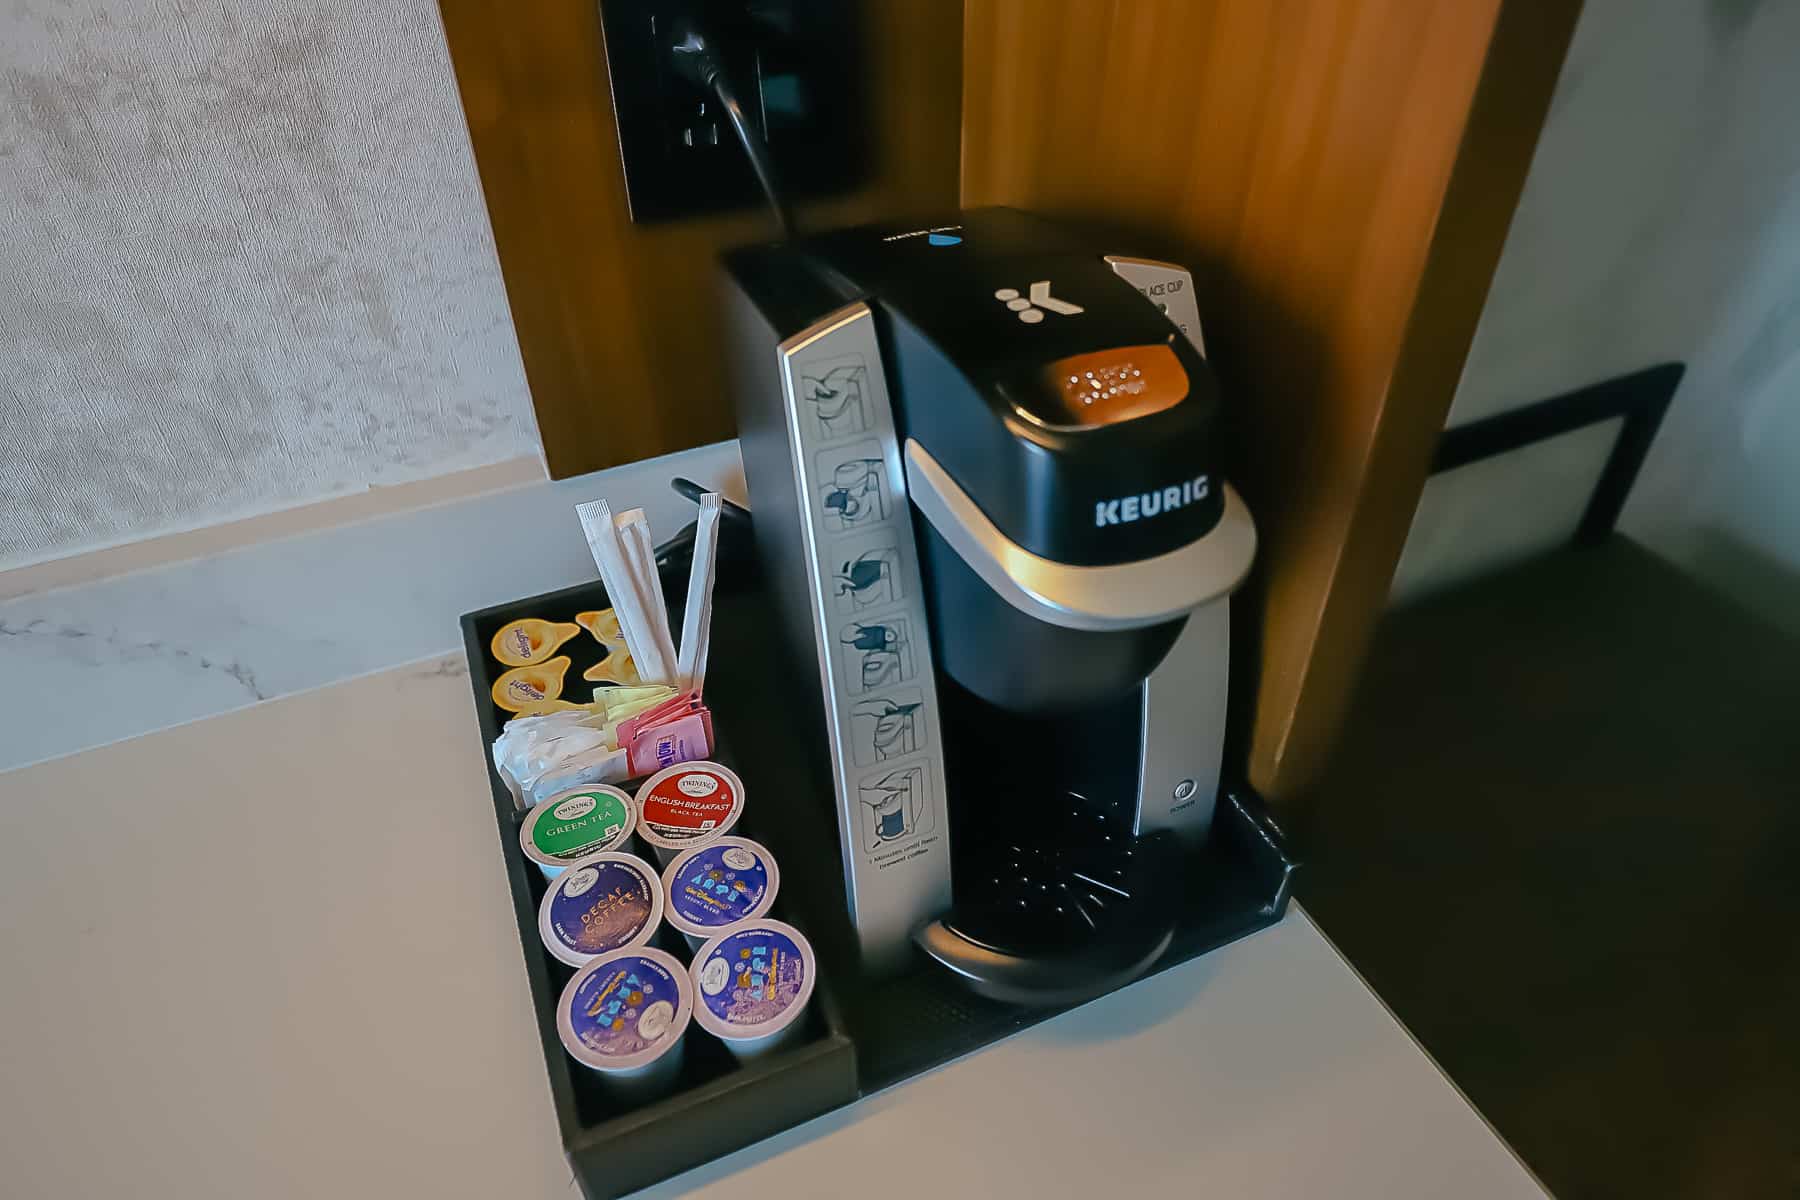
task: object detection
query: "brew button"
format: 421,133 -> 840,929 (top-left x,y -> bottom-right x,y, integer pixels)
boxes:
1173,778 -> 1197,802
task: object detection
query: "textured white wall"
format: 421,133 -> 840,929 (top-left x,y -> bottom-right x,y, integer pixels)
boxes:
1393,0 -> 1800,632
0,1 -> 540,571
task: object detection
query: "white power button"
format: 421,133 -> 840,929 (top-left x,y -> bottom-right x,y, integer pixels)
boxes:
1173,778 -> 1197,802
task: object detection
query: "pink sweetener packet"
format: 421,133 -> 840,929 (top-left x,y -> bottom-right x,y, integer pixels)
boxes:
625,707 -> 714,777
618,692 -> 703,748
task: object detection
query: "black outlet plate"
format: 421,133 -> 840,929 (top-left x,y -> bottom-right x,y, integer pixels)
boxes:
598,0 -> 869,223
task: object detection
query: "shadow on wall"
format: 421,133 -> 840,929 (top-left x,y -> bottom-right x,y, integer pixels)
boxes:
1682,526 -> 1800,642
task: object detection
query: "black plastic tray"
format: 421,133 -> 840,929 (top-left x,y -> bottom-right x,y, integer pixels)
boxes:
462,579 -> 859,1200
461,554 -> 1295,1198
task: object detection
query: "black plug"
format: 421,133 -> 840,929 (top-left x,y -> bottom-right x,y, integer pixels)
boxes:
667,17 -> 794,238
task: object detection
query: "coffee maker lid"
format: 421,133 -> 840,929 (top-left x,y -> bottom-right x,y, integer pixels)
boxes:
799,209 -> 1231,570
723,208 -> 1247,577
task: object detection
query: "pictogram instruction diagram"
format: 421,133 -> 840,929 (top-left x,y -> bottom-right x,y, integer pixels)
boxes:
838,616 -> 917,694
798,356 -> 871,442
830,531 -> 902,615
855,762 -> 933,855
848,688 -> 926,767
816,441 -> 890,533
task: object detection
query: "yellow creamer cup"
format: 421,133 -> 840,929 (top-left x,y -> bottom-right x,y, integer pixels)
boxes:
575,609 -> 627,648
491,656 -> 572,713
491,619 -> 581,667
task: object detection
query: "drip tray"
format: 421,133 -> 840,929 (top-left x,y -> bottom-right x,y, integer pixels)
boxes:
696,579 -> 1296,1091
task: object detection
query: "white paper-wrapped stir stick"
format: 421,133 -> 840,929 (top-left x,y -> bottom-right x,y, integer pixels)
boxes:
677,493 -> 722,694
575,494 -> 726,696
575,500 -> 675,685
617,508 -> 679,682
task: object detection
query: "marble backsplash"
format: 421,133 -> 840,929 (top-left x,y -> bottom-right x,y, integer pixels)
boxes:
0,442 -> 743,773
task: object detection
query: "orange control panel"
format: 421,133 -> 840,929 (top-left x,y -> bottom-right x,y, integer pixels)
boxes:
1026,343 -> 1189,429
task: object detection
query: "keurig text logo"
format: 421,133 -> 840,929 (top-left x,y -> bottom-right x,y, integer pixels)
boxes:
1095,476 -> 1210,526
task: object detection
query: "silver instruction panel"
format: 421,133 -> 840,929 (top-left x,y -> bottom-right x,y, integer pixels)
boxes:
778,304 -> 952,966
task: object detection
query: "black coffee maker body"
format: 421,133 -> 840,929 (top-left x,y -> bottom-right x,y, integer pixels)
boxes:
722,209 -> 1255,1000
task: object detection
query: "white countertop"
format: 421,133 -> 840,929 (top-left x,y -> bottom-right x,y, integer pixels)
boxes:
0,448 -> 1546,1199
0,658 -> 1544,1200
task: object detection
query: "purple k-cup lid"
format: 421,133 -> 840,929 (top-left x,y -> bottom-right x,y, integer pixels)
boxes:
660,837 -> 780,939
557,946 -> 692,1073
689,919 -> 816,1042
537,851 -> 662,967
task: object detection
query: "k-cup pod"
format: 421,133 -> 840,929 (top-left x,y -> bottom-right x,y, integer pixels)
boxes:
661,837 -> 780,951
520,785 -> 638,879
537,851 -> 662,968
557,946 -> 692,1096
689,920 -> 816,1060
634,760 -> 744,865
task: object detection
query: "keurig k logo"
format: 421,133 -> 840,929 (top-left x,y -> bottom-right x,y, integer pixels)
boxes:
994,281 -> 1084,325
1096,476 -> 1210,526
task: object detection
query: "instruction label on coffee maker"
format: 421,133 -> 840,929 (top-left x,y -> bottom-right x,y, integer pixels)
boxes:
778,302 -> 952,970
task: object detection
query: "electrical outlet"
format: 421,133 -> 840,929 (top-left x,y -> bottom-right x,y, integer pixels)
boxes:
598,0 -> 867,223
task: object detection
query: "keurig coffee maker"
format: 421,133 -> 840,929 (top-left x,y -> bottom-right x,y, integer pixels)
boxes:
722,208 -> 1256,1002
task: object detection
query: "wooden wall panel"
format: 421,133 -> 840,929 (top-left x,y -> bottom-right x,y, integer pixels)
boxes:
964,0 -> 1580,804
440,0 -> 964,478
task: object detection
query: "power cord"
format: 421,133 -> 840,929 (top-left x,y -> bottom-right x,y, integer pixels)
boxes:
669,26 -> 795,239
